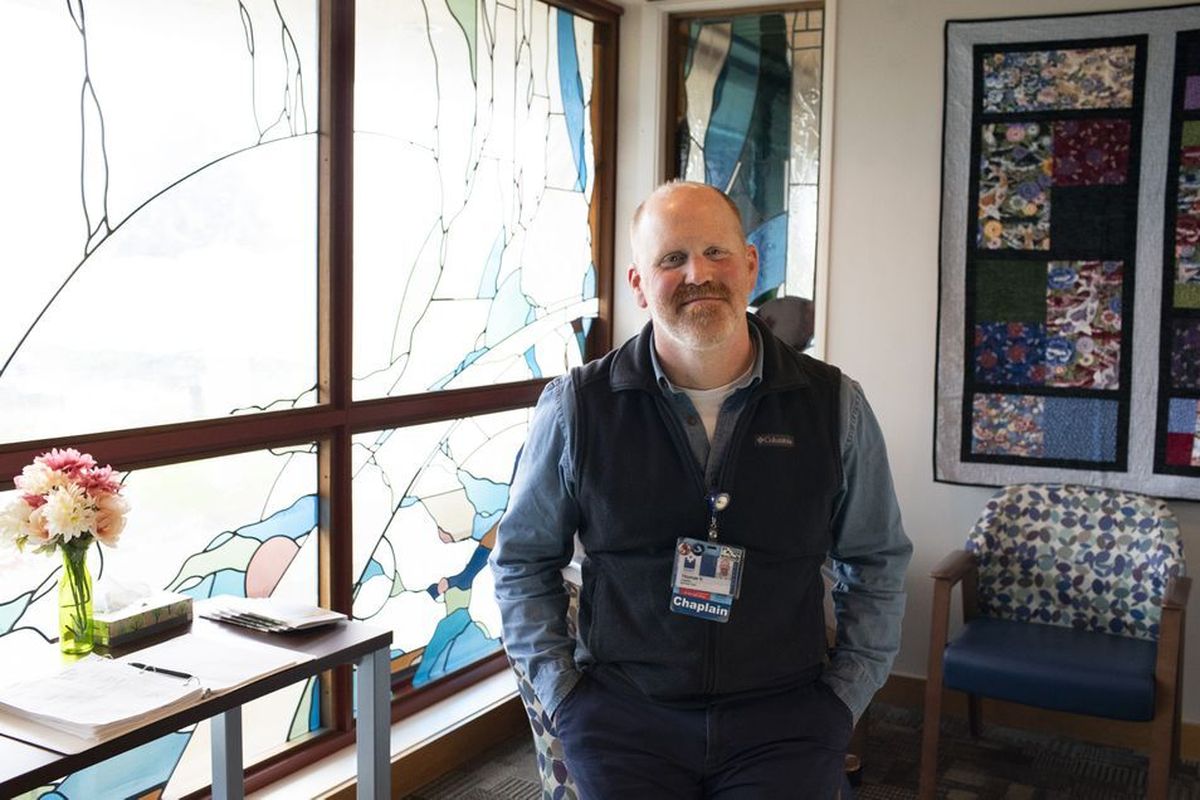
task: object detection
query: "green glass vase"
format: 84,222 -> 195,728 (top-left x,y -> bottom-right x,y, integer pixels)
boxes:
58,541 -> 94,655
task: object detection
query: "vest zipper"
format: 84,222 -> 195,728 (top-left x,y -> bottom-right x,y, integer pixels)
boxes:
705,389 -> 764,695
651,394 -> 713,692
651,395 -> 708,498
714,390 -> 764,504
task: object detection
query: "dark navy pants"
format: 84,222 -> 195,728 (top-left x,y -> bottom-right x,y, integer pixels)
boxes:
554,676 -> 854,800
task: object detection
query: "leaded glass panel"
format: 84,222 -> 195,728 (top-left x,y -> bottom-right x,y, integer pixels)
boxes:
0,0 -> 319,444
353,0 -> 598,400
352,409 -> 529,685
673,8 -> 824,308
0,446 -> 320,798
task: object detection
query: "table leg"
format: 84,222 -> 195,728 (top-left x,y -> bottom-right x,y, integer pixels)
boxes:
356,647 -> 391,799
211,706 -> 244,800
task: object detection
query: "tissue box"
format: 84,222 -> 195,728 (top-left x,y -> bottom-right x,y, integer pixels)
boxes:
94,592 -> 193,647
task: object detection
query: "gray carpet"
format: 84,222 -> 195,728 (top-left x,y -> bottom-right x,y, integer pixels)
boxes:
406,703 -> 1200,799
406,735 -> 542,800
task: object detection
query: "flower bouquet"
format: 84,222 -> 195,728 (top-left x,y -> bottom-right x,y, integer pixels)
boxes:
0,448 -> 129,654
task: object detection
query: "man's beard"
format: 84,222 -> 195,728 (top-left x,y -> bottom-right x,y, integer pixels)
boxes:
655,281 -> 742,350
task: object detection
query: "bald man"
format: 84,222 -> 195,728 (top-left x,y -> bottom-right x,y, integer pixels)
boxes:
491,182 -> 911,799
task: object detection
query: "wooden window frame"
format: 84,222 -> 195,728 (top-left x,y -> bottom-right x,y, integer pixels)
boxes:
0,0 -> 621,794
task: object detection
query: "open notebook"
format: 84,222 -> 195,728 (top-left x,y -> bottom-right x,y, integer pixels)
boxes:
0,633 -> 313,754
0,656 -> 203,742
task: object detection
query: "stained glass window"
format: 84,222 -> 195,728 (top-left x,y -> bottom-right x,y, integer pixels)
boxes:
0,0 -> 615,793
0,447 -> 320,797
668,7 -> 824,311
0,0 -> 319,444
352,409 -> 528,685
353,0 -> 598,399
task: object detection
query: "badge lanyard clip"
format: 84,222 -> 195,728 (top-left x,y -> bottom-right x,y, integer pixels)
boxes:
706,492 -> 730,541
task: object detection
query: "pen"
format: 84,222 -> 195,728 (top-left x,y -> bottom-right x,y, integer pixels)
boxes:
129,662 -> 195,681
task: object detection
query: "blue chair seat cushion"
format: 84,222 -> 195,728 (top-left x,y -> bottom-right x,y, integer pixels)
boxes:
942,617 -> 1158,721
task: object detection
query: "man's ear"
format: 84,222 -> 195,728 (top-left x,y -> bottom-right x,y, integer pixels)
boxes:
627,263 -> 648,309
745,243 -> 760,287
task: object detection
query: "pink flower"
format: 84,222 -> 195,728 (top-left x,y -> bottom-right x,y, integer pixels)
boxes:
22,493 -> 46,509
37,448 -> 96,475
93,492 -> 129,547
75,465 -> 122,495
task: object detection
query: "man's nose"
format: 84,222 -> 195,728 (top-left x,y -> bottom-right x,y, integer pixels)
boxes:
683,253 -> 716,284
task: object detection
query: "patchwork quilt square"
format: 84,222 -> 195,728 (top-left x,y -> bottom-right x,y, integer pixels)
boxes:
1176,221 -> 1200,306
1177,210 -> 1200,275
1052,119 -> 1131,186
1188,75 -> 1200,110
974,322 -> 1047,385
981,47 -> 1136,112
1176,283 -> 1200,309
1175,216 -> 1200,291
971,393 -> 1045,456
973,261 -> 1047,321
1045,261 -> 1122,389
1183,121 -> 1200,148
1168,397 -> 1198,432
1041,397 -> 1119,461
1180,281 -> 1200,307
1045,261 -> 1122,335
978,123 -> 1052,250
1050,185 -> 1133,255
1177,148 -> 1200,219
1165,432 -> 1199,466
1171,319 -> 1200,390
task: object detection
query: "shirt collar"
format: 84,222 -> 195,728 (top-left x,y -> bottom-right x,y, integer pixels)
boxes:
650,323 -> 764,396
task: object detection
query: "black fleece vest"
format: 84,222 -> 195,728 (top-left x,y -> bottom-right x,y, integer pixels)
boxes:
571,317 -> 843,703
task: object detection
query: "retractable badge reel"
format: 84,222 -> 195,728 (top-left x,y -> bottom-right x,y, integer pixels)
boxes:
669,492 -> 745,622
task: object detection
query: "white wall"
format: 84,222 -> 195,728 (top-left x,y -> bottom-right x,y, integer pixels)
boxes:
612,0 -> 1200,723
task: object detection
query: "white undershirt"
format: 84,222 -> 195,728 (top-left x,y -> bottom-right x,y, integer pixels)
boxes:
679,362 -> 754,442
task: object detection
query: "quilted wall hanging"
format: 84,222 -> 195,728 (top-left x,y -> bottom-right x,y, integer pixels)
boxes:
935,4 -> 1200,500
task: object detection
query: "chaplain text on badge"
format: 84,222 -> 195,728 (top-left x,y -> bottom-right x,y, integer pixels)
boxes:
669,537 -> 745,622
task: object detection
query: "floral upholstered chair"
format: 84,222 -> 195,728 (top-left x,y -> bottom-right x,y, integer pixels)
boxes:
919,484 -> 1190,800
507,580 -> 580,800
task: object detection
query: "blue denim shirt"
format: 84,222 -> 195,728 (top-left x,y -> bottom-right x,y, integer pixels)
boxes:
491,327 -> 912,722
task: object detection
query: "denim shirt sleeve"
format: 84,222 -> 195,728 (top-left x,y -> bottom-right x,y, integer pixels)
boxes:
820,376 -> 913,722
489,376 -> 582,718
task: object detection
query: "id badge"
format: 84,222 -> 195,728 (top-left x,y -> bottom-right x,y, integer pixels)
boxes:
669,537 -> 746,623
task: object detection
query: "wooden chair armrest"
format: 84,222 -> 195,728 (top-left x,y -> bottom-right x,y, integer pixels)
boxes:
930,549 -> 976,585
1164,575 -> 1191,610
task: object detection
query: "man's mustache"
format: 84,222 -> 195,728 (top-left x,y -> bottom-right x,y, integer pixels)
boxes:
674,282 -> 732,305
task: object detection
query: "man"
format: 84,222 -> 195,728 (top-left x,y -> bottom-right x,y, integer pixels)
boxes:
491,182 -> 911,799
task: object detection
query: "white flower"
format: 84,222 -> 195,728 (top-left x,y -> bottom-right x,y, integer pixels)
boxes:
13,462 -> 66,496
41,483 -> 96,543
0,498 -> 37,547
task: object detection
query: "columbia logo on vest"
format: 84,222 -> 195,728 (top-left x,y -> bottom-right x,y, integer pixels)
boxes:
754,433 -> 794,447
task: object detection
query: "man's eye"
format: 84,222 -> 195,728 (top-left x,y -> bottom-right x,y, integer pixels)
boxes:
706,248 -> 728,259
661,253 -> 686,266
